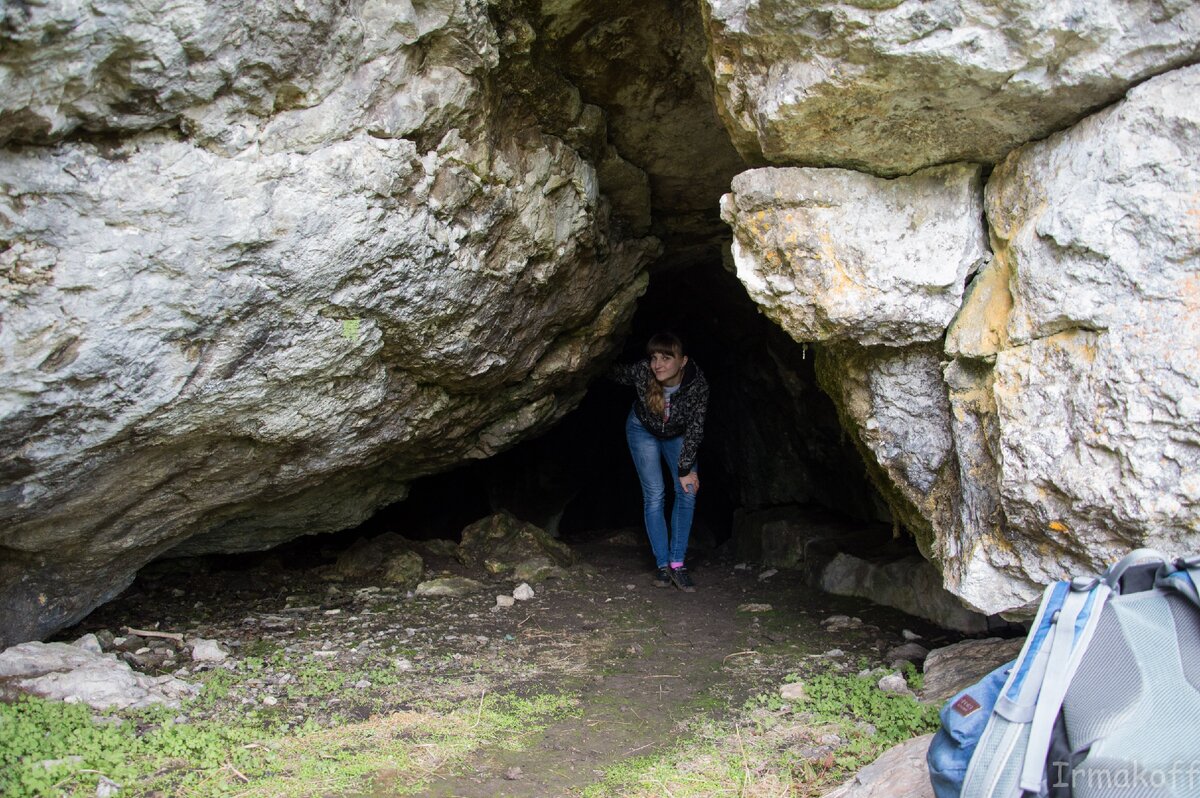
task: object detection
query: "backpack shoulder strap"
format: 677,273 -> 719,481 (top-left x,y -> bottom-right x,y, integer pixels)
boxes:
1019,578 -> 1112,793
1155,555 -> 1200,610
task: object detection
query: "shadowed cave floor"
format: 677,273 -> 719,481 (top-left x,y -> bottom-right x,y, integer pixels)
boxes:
54,529 -> 960,797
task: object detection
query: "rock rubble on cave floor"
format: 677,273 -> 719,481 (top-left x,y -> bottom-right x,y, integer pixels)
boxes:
20,529 -> 978,797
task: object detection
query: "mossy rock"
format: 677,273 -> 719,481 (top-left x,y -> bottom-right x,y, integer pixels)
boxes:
513,557 -> 569,583
457,511 -> 576,572
414,577 -> 486,597
381,550 -> 424,590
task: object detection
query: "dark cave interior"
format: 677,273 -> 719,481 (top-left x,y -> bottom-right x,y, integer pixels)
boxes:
298,257 -> 905,570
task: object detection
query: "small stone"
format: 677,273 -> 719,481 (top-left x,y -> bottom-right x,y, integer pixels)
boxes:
902,629 -> 922,641
496,595 -> 516,608
261,695 -> 278,706
625,584 -> 636,590
878,673 -> 912,695
72,633 -> 103,654
758,568 -> 778,581
395,658 -> 413,671
737,603 -> 773,613
323,609 -> 342,616
821,615 -> 863,631
189,639 -> 228,663
823,648 -> 845,658
354,679 -> 371,690
505,766 -> 523,780
780,682 -> 807,702
512,583 -> 535,601
96,776 -> 121,797
886,642 -> 930,669
734,563 -> 750,570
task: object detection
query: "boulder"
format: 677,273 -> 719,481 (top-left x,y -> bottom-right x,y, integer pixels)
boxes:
0,641 -> 198,710
921,637 -> 1025,705
820,733 -> 934,798
457,512 -> 577,573
820,553 -> 989,634
720,164 -> 987,347
942,64 -> 1200,609
0,0 -> 655,646
414,577 -> 485,598
512,557 -> 569,583
701,0 -> 1200,175
382,550 -> 425,590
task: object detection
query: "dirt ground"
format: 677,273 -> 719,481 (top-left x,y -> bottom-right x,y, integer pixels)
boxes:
56,527 -> 961,797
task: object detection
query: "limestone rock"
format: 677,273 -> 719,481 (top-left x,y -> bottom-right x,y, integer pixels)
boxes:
877,673 -> 912,696
512,557 -> 568,583
921,637 -> 1024,705
381,550 -> 424,590
457,512 -> 577,573
820,733 -> 934,798
701,0 -> 1200,175
189,639 -> 228,663
0,641 -> 198,710
0,0 -> 655,646
885,643 -> 929,670
780,681 -> 806,702
815,343 -> 958,553
943,64 -> 1200,611
512,583 -> 535,601
721,165 -> 987,347
414,577 -> 485,598
820,553 -> 988,634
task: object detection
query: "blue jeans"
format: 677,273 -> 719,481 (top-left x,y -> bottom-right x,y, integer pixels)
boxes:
625,410 -> 697,568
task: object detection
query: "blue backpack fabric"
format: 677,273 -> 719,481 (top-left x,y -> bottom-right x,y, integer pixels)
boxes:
926,550 -> 1200,798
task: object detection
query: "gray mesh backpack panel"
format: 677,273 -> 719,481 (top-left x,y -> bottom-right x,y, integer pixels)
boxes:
1066,593 -> 1200,798
1061,608 -> 1144,753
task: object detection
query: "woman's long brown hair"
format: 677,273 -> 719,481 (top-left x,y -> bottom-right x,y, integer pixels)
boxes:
645,332 -> 684,418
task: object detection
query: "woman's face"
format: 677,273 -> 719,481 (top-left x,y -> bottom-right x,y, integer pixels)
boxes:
650,350 -> 688,386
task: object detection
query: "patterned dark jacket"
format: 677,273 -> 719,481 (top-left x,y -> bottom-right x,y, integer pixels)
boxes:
608,359 -> 709,475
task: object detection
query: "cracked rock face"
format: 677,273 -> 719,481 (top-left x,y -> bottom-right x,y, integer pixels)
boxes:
0,0 -> 657,646
736,65 -> 1200,615
944,65 -> 1200,607
701,0 -> 1200,175
720,164 -> 987,346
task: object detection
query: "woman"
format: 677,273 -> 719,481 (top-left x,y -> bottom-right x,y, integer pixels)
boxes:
609,332 -> 709,592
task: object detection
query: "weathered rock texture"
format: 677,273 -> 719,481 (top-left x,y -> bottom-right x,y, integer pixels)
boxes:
820,553 -> 988,634
0,641 -> 198,710
701,0 -> 1200,176
0,0 -> 659,646
726,65 -> 1200,615
942,65 -> 1200,608
721,165 -> 987,346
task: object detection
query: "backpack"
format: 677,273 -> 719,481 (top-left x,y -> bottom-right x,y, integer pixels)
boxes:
926,549 -> 1200,798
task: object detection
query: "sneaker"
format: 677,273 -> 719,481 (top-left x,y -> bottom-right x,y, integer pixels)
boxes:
653,568 -> 671,588
670,567 -> 696,592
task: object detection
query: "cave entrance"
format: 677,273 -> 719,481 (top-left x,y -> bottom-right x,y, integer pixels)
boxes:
351,258 -> 896,570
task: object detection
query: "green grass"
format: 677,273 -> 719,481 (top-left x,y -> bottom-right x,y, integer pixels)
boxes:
0,688 -> 579,797
583,666 -> 939,798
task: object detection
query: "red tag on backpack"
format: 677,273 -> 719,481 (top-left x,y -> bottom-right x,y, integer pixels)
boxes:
952,694 -> 981,717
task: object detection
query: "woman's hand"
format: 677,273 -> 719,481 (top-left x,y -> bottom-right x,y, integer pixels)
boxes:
679,472 -> 700,495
